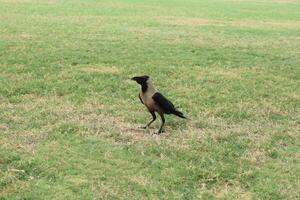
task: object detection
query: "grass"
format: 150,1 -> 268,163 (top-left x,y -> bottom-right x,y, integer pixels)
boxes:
0,0 -> 299,199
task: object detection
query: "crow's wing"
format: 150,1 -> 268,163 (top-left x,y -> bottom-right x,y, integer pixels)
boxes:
152,92 -> 176,114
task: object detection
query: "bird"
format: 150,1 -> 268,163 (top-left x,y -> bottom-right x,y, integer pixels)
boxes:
131,75 -> 186,134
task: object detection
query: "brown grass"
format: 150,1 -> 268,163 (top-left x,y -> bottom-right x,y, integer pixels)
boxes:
78,65 -> 121,74
212,184 -> 252,200
243,148 -> 266,163
0,0 -> 59,4
0,91 -> 289,163
227,0 -> 298,4
156,16 -> 300,29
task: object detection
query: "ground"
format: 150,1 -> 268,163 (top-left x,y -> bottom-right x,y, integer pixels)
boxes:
0,0 -> 299,199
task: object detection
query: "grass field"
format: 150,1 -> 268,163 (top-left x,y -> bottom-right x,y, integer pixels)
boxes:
0,0 -> 300,199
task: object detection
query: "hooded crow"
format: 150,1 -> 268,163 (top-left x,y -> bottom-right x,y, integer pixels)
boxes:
131,75 -> 186,134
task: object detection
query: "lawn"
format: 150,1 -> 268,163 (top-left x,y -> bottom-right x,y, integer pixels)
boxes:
0,0 -> 299,199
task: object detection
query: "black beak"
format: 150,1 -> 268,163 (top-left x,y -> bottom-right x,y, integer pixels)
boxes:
131,77 -> 137,81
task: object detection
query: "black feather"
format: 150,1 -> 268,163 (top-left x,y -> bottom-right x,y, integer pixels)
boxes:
172,110 -> 186,119
131,75 -> 149,93
138,93 -> 144,104
152,92 -> 186,118
152,92 -> 175,114
141,82 -> 148,92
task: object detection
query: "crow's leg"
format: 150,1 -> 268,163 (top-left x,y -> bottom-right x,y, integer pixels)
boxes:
157,113 -> 165,134
143,111 -> 156,129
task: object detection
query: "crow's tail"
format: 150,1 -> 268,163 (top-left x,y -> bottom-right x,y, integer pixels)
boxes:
172,110 -> 186,119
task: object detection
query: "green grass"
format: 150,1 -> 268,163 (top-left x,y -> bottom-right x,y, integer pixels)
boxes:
0,0 -> 299,199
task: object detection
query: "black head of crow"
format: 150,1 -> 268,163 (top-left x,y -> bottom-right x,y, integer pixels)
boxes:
131,75 -> 186,134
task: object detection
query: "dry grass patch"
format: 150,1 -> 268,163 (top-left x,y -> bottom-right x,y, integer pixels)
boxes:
0,179 -> 29,196
126,175 -> 152,187
0,94 -> 75,151
91,181 -> 128,199
156,16 -> 224,26
227,0 -> 299,4
212,184 -> 252,200
14,95 -> 154,143
0,0 -> 59,4
0,0 -> 33,3
211,68 -> 242,79
2,33 -> 34,42
46,15 -> 111,23
195,67 -> 256,80
128,27 -> 162,40
65,175 -> 88,187
78,65 -> 121,74
156,16 -> 300,29
231,20 -> 300,29
243,148 -> 266,163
